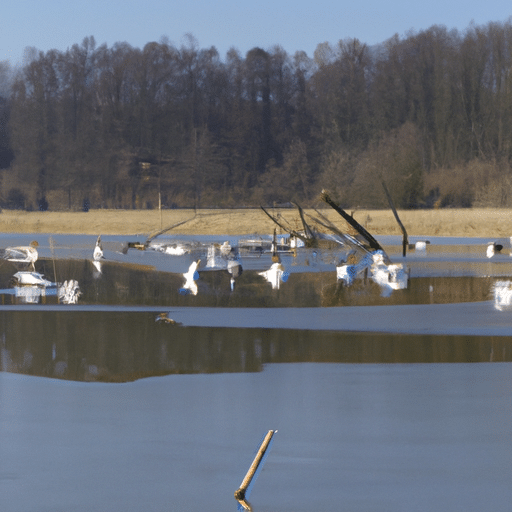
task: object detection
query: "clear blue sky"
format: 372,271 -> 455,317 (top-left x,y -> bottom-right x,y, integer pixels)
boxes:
2,0 -> 511,65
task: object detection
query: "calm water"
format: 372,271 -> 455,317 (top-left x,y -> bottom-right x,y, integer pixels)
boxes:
2,363 -> 512,512
2,310 -> 512,382
0,254 -> 509,308
1,233 -> 512,511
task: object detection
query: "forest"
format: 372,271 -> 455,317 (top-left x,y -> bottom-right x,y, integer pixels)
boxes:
1,19 -> 512,211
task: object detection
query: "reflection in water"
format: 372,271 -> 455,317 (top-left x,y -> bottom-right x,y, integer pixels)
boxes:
180,259 -> 200,295
4,271 -> 81,304
13,271 -> 53,287
2,310 -> 512,382
336,250 -> 408,296
91,259 -> 102,277
205,241 -> 244,291
258,262 -> 289,290
0,257 -> 503,308
493,280 -> 512,310
93,235 -> 104,262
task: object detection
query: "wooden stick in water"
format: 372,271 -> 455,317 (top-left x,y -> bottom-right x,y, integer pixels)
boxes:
234,430 -> 276,511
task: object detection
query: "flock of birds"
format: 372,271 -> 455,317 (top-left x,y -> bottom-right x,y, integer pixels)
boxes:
0,240 -> 82,304
1,232 -> 511,309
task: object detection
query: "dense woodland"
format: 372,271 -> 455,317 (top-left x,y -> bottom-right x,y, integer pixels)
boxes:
2,20 -> 512,211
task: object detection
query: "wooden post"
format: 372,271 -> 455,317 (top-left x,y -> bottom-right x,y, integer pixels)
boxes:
381,180 -> 409,257
49,236 -> 58,303
234,430 -> 276,510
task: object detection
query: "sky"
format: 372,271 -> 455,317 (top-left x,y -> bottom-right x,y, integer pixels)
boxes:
1,0 -> 512,66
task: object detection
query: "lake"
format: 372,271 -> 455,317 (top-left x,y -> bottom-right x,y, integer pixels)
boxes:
1,233 -> 512,511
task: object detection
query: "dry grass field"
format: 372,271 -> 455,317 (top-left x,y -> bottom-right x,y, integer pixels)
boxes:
1,207 -> 512,239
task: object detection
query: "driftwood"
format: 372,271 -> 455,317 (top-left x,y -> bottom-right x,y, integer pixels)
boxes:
261,196 -> 391,257
260,206 -> 316,246
302,210 -> 370,254
319,190 -> 385,253
292,202 -> 315,240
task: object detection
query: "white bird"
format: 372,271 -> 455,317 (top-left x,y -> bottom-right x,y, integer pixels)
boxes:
3,241 -> 39,270
58,280 -> 81,304
91,260 -> 103,277
220,241 -> 232,256
12,271 -> 53,287
336,264 -> 358,286
163,244 -> 188,255
93,235 -> 104,261
414,240 -> 430,252
259,262 -> 288,290
493,280 -> 512,310
487,241 -> 503,258
181,259 -> 200,295
227,259 -> 243,291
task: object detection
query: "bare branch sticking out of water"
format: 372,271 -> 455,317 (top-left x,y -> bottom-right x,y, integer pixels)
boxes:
235,430 -> 277,511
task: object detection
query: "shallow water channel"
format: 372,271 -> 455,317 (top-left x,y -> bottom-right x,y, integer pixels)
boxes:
1,233 -> 512,511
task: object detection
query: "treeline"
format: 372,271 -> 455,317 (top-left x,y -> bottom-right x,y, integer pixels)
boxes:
2,20 -> 512,211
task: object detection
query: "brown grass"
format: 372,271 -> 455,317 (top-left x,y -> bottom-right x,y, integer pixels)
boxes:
1,207 -> 511,238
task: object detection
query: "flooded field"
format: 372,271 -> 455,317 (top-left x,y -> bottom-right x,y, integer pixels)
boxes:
1,232 -> 512,511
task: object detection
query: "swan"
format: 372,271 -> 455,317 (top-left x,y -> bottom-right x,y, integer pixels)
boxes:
259,262 -> 288,290
487,241 -> 503,258
3,241 -> 39,270
93,235 -> 104,261
180,259 -> 200,295
227,259 -> 243,291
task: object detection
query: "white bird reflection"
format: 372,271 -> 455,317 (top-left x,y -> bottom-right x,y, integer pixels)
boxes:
58,280 -> 81,304
336,250 -> 408,296
259,229 -> 290,290
91,235 -> 104,277
259,262 -> 289,290
93,235 -> 104,261
227,259 -> 243,291
493,280 -> 512,310
13,271 -> 53,287
8,271 -> 81,304
91,260 -> 103,277
370,253 -> 408,296
336,252 -> 372,286
206,241 -> 243,291
180,260 -> 200,295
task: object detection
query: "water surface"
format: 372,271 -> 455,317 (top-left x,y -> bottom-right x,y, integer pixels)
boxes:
1,233 -> 512,512
2,363 -> 511,512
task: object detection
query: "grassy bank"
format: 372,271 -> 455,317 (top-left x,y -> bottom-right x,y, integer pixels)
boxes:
1,207 -> 511,238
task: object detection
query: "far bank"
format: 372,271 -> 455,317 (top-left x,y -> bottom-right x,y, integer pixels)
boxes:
0,207 -> 511,239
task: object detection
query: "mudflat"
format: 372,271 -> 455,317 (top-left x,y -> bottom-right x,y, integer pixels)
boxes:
1,207 -> 511,238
